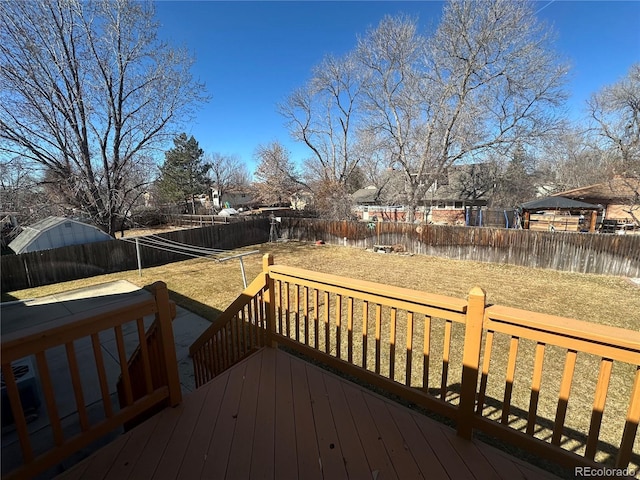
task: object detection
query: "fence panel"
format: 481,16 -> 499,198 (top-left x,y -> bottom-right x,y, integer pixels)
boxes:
1,219 -> 270,292
279,218 -> 640,277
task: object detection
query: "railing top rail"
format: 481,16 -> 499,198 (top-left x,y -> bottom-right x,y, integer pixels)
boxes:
268,265 -> 468,314
485,304 -> 640,354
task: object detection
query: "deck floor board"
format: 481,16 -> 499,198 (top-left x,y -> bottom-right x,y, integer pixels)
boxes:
56,347 -> 561,480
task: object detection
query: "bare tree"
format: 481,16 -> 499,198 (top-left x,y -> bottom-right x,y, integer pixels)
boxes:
254,141 -> 306,206
0,0 -> 207,235
280,53 -> 365,218
356,2 -> 567,221
588,63 -> 640,224
207,152 -> 251,207
540,126 -> 615,191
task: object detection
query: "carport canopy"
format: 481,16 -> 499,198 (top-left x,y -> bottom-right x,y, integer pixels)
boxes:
521,196 -> 601,211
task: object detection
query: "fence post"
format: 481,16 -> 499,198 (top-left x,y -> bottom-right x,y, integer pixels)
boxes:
262,253 -> 277,348
457,286 -> 486,439
152,281 -> 182,406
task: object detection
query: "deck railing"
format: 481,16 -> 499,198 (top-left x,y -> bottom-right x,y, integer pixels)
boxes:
191,254 -> 640,472
189,268 -> 271,386
0,282 -> 181,480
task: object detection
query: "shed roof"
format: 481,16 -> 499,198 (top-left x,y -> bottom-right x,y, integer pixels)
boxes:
8,216 -> 111,254
521,196 -> 600,210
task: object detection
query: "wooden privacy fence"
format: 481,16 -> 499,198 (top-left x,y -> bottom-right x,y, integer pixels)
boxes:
279,218 -> 640,277
190,254 -> 640,473
0,282 -> 181,480
1,218 -> 270,292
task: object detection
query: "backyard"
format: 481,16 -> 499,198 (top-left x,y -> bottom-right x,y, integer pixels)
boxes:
5,240 -> 639,330
3,240 -> 639,474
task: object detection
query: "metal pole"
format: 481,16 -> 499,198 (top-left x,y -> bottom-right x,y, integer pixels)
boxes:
239,257 -> 247,289
135,238 -> 142,277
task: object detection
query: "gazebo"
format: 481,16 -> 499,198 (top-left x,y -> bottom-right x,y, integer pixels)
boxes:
520,196 -> 602,232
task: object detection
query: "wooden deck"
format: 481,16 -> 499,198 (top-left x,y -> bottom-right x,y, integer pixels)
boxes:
56,347 -> 559,480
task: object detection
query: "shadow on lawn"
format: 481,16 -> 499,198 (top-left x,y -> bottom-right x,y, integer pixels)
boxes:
163,288 -> 223,322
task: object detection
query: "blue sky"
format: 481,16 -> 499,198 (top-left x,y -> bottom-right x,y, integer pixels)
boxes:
154,1 -> 640,173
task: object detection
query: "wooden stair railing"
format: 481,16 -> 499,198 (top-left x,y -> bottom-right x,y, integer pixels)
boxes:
116,299 -> 178,430
189,255 -> 272,387
0,281 -> 181,480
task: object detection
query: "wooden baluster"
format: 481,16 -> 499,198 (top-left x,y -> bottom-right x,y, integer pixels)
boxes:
526,342 -> 546,435
552,349 -> 577,445
347,297 -> 354,363
375,304 -> 382,374
211,338 -> 218,379
259,289 -> 267,345
389,308 -> 397,382
240,305 -> 255,350
362,300 -> 369,369
285,282 -> 291,338
585,358 -> 613,459
221,324 -> 229,370
1,362 -> 33,463
616,365 -> 640,468
66,342 -> 90,431
265,286 -> 272,346
216,332 -> 223,376
304,286 -> 310,346
313,289 -> 319,350
136,318 -> 154,395
502,336 -> 520,425
192,350 -> 201,387
253,295 -> 261,345
405,312 -> 414,386
115,325 -> 133,406
89,334 -> 113,418
476,330 -> 494,414
35,351 -> 65,445
336,294 -> 342,359
422,315 -> 431,392
324,291 -> 330,354
240,308 -> 247,355
440,320 -> 453,400
294,284 -> 300,342
277,280 -> 283,334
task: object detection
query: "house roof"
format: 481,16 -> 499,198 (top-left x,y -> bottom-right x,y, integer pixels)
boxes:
521,196 -> 600,211
8,216 -> 111,254
552,177 -> 640,201
351,186 -> 383,204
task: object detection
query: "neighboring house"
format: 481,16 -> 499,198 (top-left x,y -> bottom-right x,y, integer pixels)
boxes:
211,188 -> 258,210
352,164 -> 495,224
552,176 -> 640,225
8,216 -> 112,254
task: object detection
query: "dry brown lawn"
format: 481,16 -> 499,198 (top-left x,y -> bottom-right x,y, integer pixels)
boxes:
4,240 -> 639,473
6,241 -> 638,329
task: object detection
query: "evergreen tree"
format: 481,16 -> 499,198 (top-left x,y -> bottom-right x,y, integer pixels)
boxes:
157,134 -> 209,214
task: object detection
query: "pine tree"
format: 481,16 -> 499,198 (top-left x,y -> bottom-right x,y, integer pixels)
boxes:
157,134 -> 209,214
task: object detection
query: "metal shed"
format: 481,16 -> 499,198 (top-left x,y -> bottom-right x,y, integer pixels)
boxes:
8,217 -> 112,254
